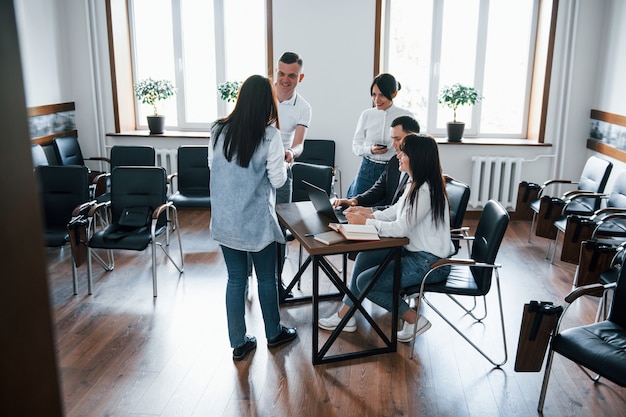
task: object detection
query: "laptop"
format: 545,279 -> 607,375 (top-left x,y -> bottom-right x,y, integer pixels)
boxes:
302,180 -> 348,224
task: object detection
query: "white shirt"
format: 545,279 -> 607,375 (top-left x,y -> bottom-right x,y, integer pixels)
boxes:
278,92 -> 312,150
366,182 -> 454,257
352,104 -> 414,162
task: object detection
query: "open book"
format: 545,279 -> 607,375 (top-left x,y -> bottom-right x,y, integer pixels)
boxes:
328,223 -> 380,241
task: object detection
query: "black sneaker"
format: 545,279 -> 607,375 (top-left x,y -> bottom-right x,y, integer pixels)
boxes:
233,336 -> 257,361
267,326 -> 297,349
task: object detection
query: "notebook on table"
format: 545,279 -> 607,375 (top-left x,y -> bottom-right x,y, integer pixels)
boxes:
302,180 -> 348,224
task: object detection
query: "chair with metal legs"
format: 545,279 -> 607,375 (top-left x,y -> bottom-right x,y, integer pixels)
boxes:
84,166 -> 184,297
537,261 -> 626,412
402,200 -> 510,366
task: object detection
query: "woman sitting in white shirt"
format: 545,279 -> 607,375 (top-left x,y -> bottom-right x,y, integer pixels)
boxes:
319,133 -> 454,342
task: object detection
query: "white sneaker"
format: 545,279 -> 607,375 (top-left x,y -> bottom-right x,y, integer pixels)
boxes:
397,316 -> 431,343
318,312 -> 357,332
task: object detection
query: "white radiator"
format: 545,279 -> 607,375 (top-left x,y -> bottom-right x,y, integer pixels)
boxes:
156,148 -> 178,192
470,156 -> 523,209
156,148 -> 178,175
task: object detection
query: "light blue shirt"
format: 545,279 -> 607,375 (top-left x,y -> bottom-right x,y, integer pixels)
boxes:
208,123 -> 287,251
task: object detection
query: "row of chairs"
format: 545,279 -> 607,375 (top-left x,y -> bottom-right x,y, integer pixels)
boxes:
37,140 -> 337,297
35,142 -> 212,297
518,155 -> 626,412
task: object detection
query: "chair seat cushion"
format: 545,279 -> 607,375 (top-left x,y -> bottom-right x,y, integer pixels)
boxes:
595,218 -> 626,238
553,321 -> 626,387
530,199 -> 540,213
89,225 -> 152,251
168,192 -> 211,208
404,266 -> 482,297
564,200 -> 596,216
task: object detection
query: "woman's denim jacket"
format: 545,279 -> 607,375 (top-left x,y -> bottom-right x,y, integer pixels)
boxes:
208,124 -> 287,252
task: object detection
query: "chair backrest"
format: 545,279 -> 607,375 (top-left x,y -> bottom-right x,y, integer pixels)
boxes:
609,263 -> 626,328
578,155 -> 613,210
606,169 -> 626,209
470,199 -> 510,293
110,145 -> 155,168
36,165 -> 89,233
176,146 -> 210,195
110,166 -> 167,227
31,144 -> 49,167
445,176 -> 471,230
53,135 -> 85,166
295,139 -> 335,167
291,162 -> 334,202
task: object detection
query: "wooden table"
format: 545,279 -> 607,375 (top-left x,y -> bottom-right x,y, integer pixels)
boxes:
276,201 -> 409,364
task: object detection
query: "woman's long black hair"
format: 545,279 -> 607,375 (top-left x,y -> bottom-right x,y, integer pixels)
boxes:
212,75 -> 280,167
400,133 -> 447,225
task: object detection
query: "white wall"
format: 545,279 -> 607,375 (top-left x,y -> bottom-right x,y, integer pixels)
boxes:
272,0 -> 376,196
14,0 -> 65,105
14,0 -> 626,206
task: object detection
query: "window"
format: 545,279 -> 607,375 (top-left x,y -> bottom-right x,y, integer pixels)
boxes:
128,0 -> 267,130
383,0 -> 546,139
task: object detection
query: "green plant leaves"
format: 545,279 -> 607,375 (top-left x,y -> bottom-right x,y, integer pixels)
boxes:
134,78 -> 176,115
217,81 -> 242,103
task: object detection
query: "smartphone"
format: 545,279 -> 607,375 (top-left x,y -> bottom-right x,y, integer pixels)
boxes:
375,143 -> 388,149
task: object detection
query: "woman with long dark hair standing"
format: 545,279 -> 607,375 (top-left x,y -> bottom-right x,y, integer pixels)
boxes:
209,75 -> 297,361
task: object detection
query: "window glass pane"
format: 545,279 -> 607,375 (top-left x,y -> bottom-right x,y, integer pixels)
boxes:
387,0 -> 433,130
224,0 -> 266,82
181,0 -> 216,123
130,0 -> 266,129
132,0 -> 177,125
436,0 -> 479,130
481,0 -> 534,134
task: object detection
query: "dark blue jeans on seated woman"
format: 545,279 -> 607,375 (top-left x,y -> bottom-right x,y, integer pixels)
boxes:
346,157 -> 387,199
221,242 -> 282,349
343,248 -> 450,318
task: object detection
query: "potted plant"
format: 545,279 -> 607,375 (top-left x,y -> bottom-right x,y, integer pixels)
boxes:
438,83 -> 483,142
134,77 -> 176,134
217,80 -> 242,103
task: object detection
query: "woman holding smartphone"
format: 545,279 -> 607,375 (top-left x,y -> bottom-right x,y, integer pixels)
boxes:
346,73 -> 414,203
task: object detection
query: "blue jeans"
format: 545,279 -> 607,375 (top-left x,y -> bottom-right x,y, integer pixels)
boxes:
342,248 -> 449,318
347,157 -> 387,199
221,243 -> 282,348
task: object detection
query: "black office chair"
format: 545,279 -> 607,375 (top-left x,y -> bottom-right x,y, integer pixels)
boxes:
528,155 -> 613,243
85,166 -> 184,297
31,144 -> 49,167
290,161 -> 336,283
537,262 -> 626,413
550,169 -> 626,263
291,162 -> 334,202
295,139 -> 340,196
53,135 -> 110,196
445,175 -> 471,255
168,146 -> 211,209
402,199 -> 510,366
36,165 -> 90,291
93,145 -> 156,226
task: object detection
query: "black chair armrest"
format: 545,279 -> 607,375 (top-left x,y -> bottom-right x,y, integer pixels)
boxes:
537,179 -> 577,198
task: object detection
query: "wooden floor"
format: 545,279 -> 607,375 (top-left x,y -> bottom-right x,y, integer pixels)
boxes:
45,209 -> 626,417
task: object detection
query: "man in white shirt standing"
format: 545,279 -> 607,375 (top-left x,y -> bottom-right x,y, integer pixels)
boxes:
275,51 -> 312,202
275,51 -> 312,297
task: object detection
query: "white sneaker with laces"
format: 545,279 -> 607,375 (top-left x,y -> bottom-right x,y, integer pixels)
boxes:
397,315 -> 431,343
318,312 -> 357,332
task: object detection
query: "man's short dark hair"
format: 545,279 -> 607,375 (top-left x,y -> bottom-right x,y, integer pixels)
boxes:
391,115 -> 420,133
279,52 -> 303,69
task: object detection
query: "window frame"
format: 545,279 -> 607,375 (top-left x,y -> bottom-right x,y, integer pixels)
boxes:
106,0 -> 274,133
376,0 -> 557,143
